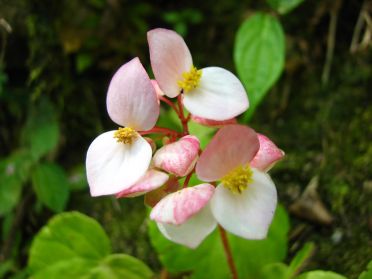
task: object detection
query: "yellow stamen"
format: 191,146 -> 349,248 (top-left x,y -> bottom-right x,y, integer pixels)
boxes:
113,127 -> 137,144
177,66 -> 202,93
221,165 -> 253,194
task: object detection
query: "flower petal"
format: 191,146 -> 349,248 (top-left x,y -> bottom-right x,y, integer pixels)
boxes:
183,67 -> 248,121
86,131 -> 152,196
106,57 -> 159,131
210,169 -> 277,239
151,79 -> 165,98
153,135 -> 200,177
196,124 -> 259,182
250,134 -> 285,172
191,114 -> 237,127
156,204 -> 217,249
116,170 -> 169,198
150,183 -> 215,225
147,28 -> 193,98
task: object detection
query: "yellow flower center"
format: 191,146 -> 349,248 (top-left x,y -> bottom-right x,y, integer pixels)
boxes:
177,66 -> 202,93
113,127 -> 137,144
221,165 -> 253,194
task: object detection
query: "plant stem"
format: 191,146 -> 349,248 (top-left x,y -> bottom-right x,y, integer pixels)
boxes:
158,95 -> 180,115
218,225 -> 238,279
139,126 -> 181,137
183,168 -> 194,188
177,95 -> 189,134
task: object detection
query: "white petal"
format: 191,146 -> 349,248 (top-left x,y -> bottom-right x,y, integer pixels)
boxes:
183,67 -> 248,121
86,131 -> 152,196
156,204 -> 217,249
210,169 -> 277,239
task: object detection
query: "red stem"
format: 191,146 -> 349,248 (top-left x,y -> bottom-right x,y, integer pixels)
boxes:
182,168 -> 194,188
177,95 -> 189,134
218,226 -> 238,279
159,95 -> 179,114
140,126 -> 181,137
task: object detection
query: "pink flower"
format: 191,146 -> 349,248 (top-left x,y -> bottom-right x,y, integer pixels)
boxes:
152,135 -> 200,177
150,184 -> 217,248
196,125 -> 278,240
86,58 -> 162,197
151,125 -> 281,248
147,28 -> 249,121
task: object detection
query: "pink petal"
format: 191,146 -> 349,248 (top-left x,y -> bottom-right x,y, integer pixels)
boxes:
147,28 -> 193,98
116,170 -> 169,198
156,203 -> 217,249
211,169 -> 277,239
153,135 -> 200,177
196,125 -> 259,182
86,131 -> 152,196
183,67 -> 249,121
151,80 -> 165,100
106,57 -> 159,131
191,115 -> 237,127
250,134 -> 285,172
150,184 -> 215,225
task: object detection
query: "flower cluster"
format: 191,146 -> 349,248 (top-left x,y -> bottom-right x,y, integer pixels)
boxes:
86,28 -> 284,249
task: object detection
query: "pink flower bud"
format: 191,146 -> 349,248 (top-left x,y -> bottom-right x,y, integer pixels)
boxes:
153,135 -> 200,177
150,183 -> 215,225
250,134 -> 285,172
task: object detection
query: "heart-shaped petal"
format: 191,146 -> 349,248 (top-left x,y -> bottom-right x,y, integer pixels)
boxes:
86,131 -> 152,196
148,28 -> 193,98
106,57 -> 159,131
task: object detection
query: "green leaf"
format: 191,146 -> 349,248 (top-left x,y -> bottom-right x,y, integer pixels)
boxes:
234,13 -> 285,121
149,204 -> 289,279
359,260 -> 372,279
76,53 -> 93,73
266,0 -> 305,14
259,263 -> 290,279
188,121 -> 216,149
0,150 -> 34,215
28,212 -> 111,273
88,254 -> 154,278
288,242 -> 315,275
22,99 -> 59,160
296,271 -> 348,279
31,163 -> 70,212
28,212 -> 153,279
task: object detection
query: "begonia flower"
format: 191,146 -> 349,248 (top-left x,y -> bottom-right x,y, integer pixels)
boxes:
196,125 -> 278,239
151,125 -> 280,248
86,57 -> 160,197
150,184 -> 217,248
153,135 -> 200,177
250,133 -> 285,172
147,28 -> 249,121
